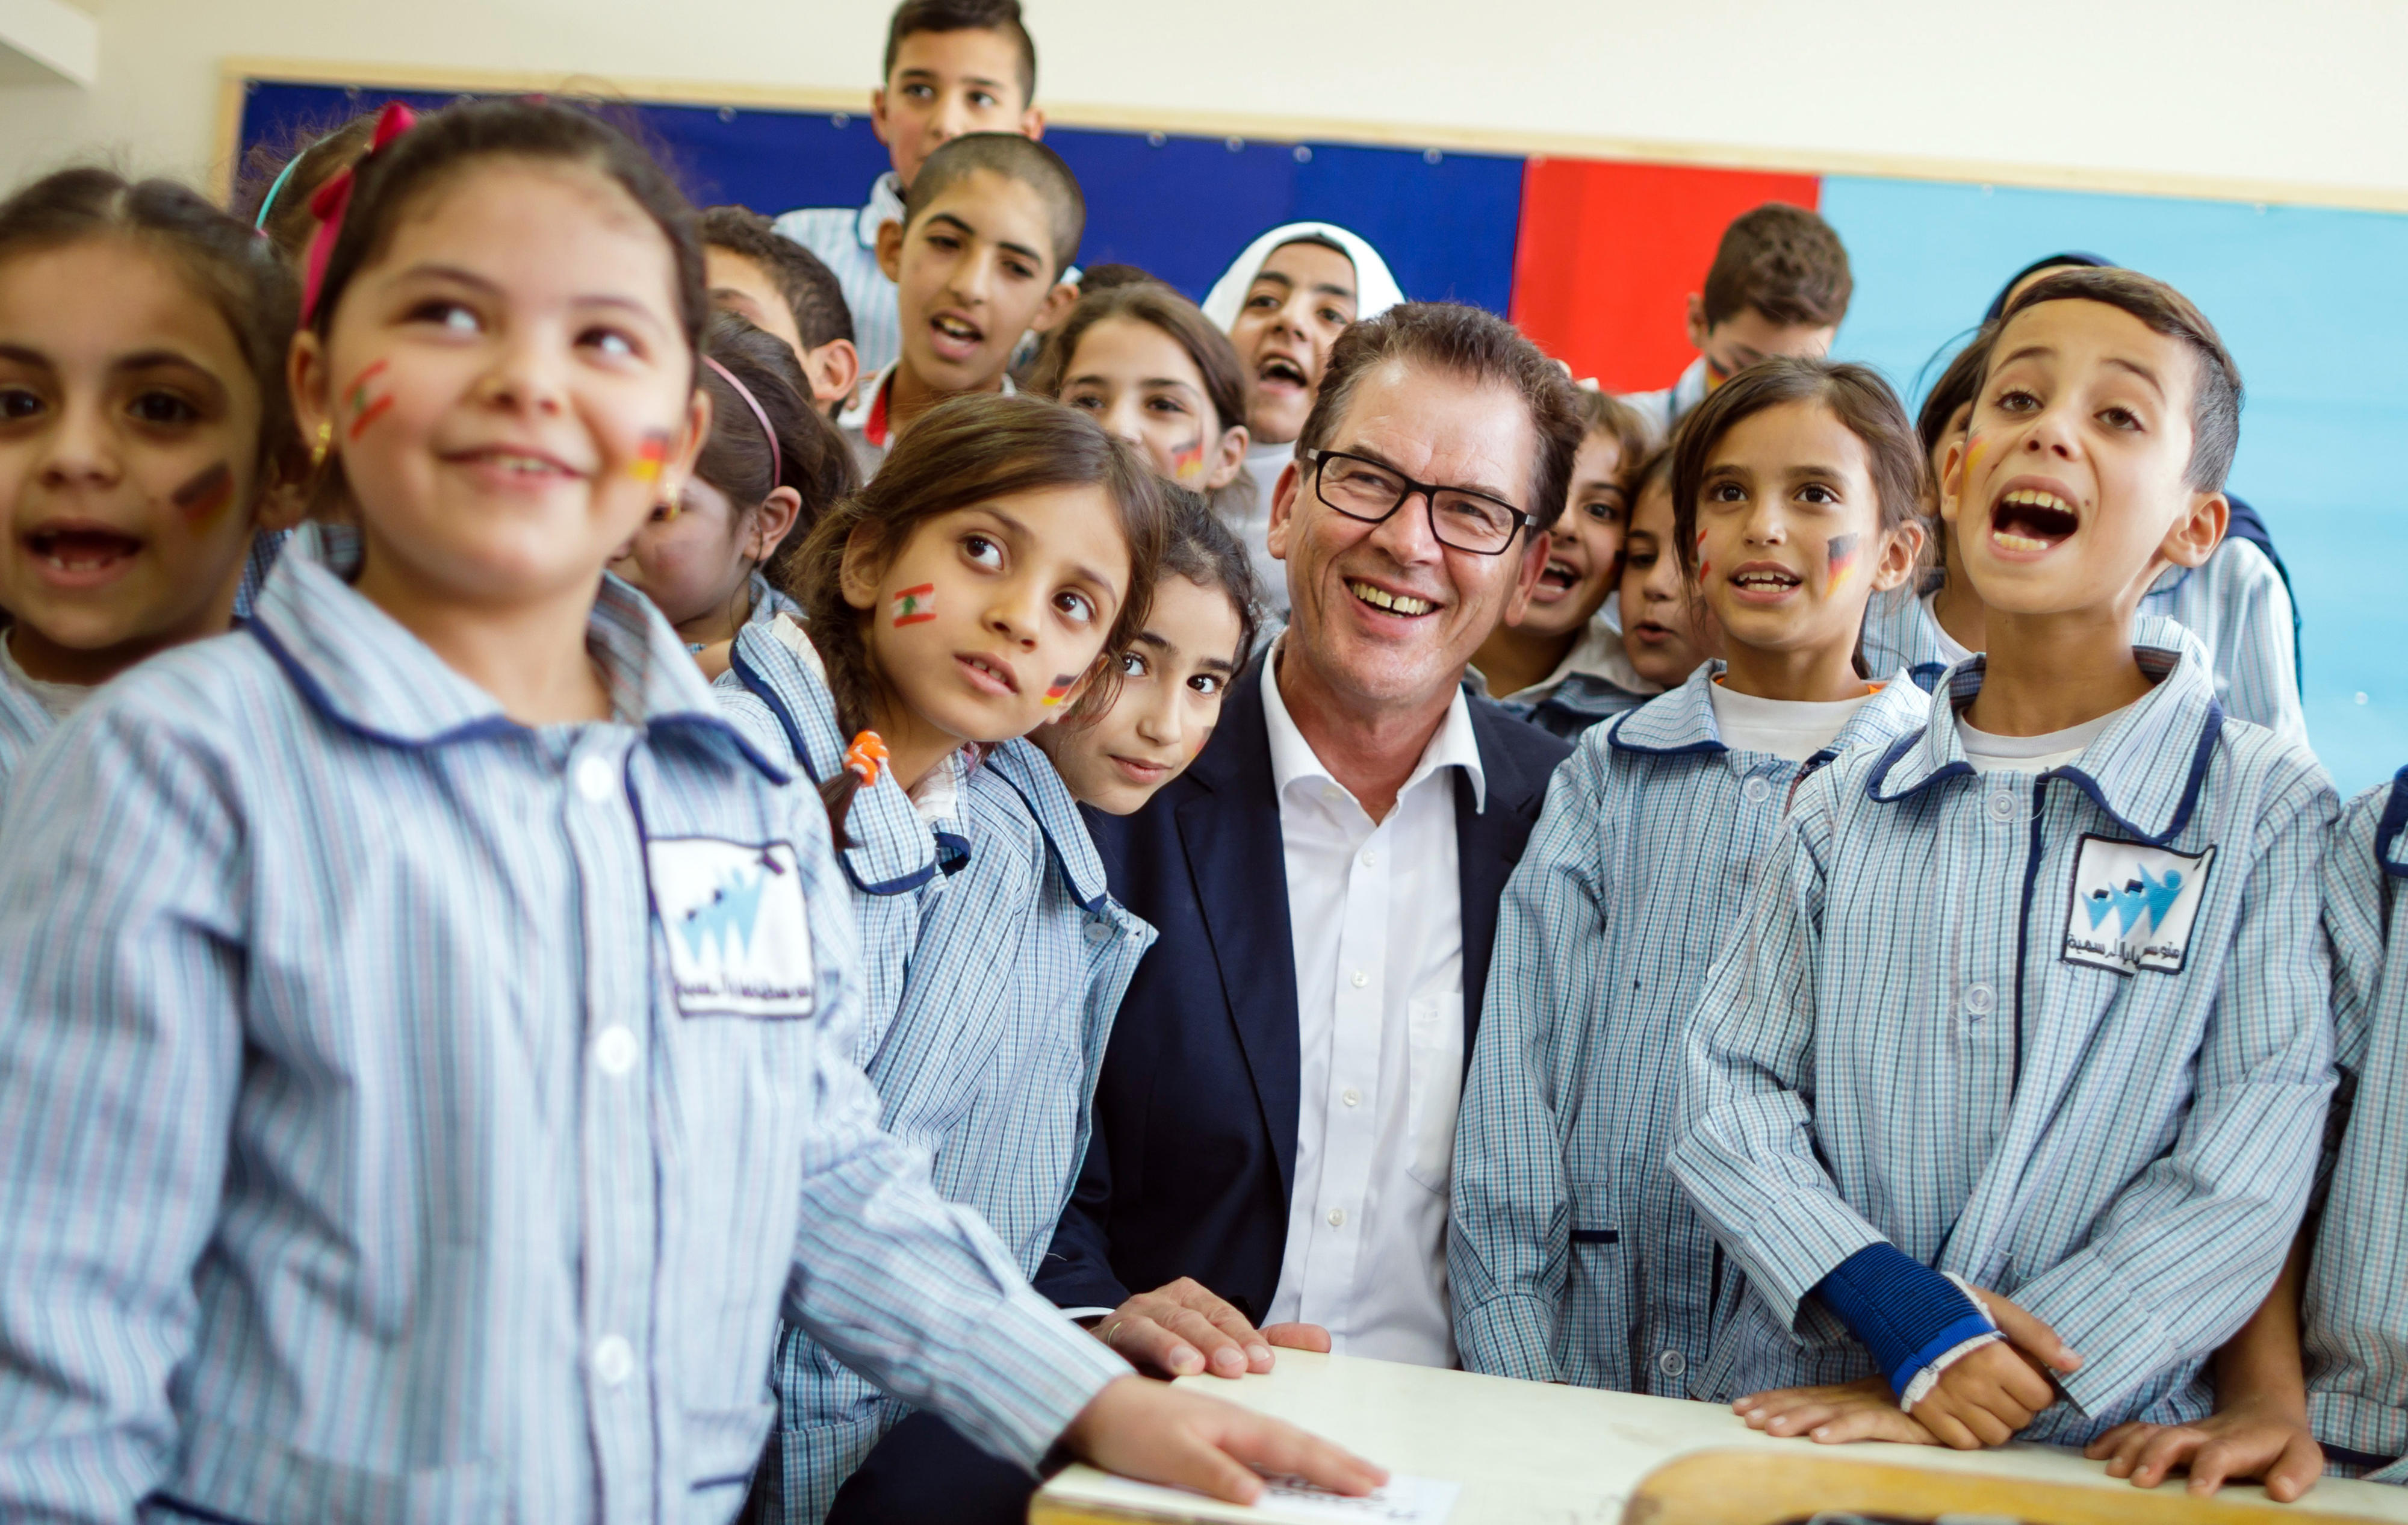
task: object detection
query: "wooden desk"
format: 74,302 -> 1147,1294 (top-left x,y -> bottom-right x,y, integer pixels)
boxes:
1033,1351 -> 2408,1524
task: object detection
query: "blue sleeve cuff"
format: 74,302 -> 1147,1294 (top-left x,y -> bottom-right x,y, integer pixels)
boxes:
1811,1242 -> 1991,1397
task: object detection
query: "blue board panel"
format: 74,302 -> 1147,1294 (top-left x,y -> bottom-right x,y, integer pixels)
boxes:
236,81 -> 1523,315
1820,175 -> 2408,795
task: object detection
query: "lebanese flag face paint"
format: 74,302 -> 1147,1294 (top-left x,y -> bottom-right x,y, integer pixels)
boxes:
1040,672 -> 1077,707
170,461 -> 235,529
344,359 -> 393,441
890,583 -> 937,626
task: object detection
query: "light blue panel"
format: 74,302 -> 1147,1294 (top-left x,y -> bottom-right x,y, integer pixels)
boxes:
1817,175 -> 2408,796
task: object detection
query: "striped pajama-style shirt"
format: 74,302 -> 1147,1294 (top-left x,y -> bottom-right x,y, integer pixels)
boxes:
1451,665 -> 1930,1399
1861,541 -> 2303,747
0,529 -> 1124,1525
2306,771 -> 2408,1481
1672,620 -> 2336,1444
0,639 -> 53,798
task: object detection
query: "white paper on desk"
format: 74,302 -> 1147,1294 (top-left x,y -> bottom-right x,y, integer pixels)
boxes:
1094,1471 -> 1459,1523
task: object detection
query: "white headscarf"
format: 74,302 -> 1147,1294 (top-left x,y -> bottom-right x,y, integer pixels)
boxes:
1199,222 -> 1406,333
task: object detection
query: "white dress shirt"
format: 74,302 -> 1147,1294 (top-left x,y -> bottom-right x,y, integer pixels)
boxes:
1261,647 -> 1483,1367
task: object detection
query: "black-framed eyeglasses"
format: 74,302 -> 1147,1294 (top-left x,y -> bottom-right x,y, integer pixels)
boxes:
1302,449 -> 1536,556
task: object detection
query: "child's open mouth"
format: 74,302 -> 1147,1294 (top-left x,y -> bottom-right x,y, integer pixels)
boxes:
1348,578 -> 1436,618
1256,354 -> 1310,395
25,525 -> 143,587
954,651 -> 1019,697
928,312 -> 985,364
1532,556 -> 1581,601
1990,487 -> 2079,555
1726,562 -> 1802,604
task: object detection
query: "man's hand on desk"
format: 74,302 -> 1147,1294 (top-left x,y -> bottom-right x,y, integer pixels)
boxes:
2084,1395 -> 2324,1502
1061,1374 -> 1387,1505
1089,1277 -> 1331,1379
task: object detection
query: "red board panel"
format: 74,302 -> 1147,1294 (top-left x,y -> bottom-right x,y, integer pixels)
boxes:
1510,159 -> 1822,393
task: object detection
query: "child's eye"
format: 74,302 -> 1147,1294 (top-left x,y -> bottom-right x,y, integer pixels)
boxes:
1004,259 -> 1038,281
1189,673 -> 1224,696
582,327 -> 639,359
1145,396 -> 1191,416
1629,549 -> 1657,568
1244,293 -> 1277,311
126,390 -> 201,427
961,532 -> 1003,570
925,232 -> 963,252
1317,306 -> 1348,326
1995,387 -> 2039,413
1055,589 -> 1096,625
1581,497 -> 1621,524
0,386 -> 47,421
405,299 -> 482,334
970,90 -> 998,108
1119,650 -> 1149,677
1796,483 -> 1839,506
2099,405 -> 2143,431
902,83 -> 934,101
1064,390 -> 1105,412
1708,481 -> 1747,503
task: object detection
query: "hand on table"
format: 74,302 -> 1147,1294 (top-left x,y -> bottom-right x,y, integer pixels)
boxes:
2084,1395 -> 2324,1502
1061,1374 -> 1386,1505
1091,1277 -> 1329,1379
1736,1376 -> 1939,1445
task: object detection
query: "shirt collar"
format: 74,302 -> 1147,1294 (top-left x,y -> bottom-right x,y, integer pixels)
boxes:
854,170 -> 905,250
2375,765 -> 2408,880
984,737 -> 1116,912
1261,636 -> 1487,814
1610,659 -> 1932,765
1866,614 -> 2224,846
246,524 -> 786,781
837,362 -> 1016,447
1672,355 -> 1712,417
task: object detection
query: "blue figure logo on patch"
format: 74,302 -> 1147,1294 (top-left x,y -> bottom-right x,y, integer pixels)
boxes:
679,868 -> 768,961
646,837 -> 816,1019
2062,836 -> 2216,977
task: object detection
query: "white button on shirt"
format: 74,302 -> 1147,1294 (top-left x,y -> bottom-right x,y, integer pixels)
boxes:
1261,650 -> 1482,1368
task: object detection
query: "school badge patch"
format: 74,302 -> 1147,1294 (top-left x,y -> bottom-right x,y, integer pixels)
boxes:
647,837 -> 816,1018
2061,834 -> 2216,976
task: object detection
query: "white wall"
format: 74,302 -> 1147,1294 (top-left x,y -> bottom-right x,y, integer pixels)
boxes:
5,0 -> 2408,205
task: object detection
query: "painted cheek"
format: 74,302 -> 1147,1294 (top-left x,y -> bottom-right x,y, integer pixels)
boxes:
1040,673 -> 1078,707
629,430 -> 672,485
343,359 -> 394,441
1958,435 -> 1987,506
169,461 -> 235,530
890,582 -> 937,627
1171,436 -> 1207,486
1824,532 -> 1861,594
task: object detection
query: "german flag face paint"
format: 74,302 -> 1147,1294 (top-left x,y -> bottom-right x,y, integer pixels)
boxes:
1824,532 -> 1861,595
1171,437 -> 1208,486
890,583 -> 937,627
630,430 -> 672,485
343,359 -> 393,442
170,461 -> 235,530
1040,672 -> 1078,707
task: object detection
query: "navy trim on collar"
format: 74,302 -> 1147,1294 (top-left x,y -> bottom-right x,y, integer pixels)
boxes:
2044,702 -> 2224,848
2377,765 -> 2408,880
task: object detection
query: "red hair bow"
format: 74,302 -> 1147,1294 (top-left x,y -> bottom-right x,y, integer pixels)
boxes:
300,100 -> 419,323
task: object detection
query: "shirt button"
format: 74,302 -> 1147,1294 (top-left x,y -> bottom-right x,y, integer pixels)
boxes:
1084,922 -> 1111,945
592,1335 -> 635,1386
1987,790 -> 2017,822
1361,848 -> 1378,867
1964,983 -> 1997,1017
1350,970 -> 1368,989
1327,1208 -> 1347,1228
1342,1087 -> 1361,1108
1659,1349 -> 1687,1377
594,1025 -> 639,1076
1742,776 -> 1773,804
576,756 -> 615,803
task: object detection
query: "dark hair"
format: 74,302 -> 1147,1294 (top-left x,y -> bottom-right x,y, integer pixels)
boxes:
697,203 -> 855,349
1077,262 -> 1156,296
904,132 -> 1083,278
696,311 -> 859,561
1916,336 -> 1989,463
0,167 -> 302,488
1990,266 -> 2243,492
884,0 -> 1037,104
1701,203 -> 1852,331
1057,485 -> 1259,728
232,111 -> 382,263
1577,388 -> 1653,479
304,99 -> 708,510
1026,282 -> 1253,506
1298,301 -> 1584,532
1671,357 -> 1926,585
1983,250 -> 2112,324
775,392 -> 1170,835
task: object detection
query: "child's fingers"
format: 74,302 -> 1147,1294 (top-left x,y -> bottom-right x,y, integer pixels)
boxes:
1805,1407 -> 1937,1446
2126,1426 -> 2205,1488
1760,1402 -> 1844,1436
1914,1401 -> 1985,1452
2084,1421 -> 2150,1470
1211,1406 -> 1388,1499
1978,1291 -> 2082,1374
2261,1433 -> 2326,1502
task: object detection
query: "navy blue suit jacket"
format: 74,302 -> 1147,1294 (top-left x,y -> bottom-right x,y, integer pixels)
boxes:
1037,654 -> 1572,1321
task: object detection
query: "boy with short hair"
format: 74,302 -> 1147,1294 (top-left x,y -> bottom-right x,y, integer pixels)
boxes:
1673,267 -> 2335,1456
698,204 -> 862,409
1623,202 -> 1852,438
839,131 -> 1081,476
775,0 -> 1049,379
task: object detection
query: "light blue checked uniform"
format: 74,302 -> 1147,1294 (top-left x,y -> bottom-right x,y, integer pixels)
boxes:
2305,771 -> 2408,1482
231,525 -> 290,621
1861,539 -> 2303,747
0,632 -> 62,798
1671,619 -> 2336,1444
1452,665 -> 1929,1399
776,175 -> 904,380
719,636 -> 1149,1522
0,528 -> 1128,1525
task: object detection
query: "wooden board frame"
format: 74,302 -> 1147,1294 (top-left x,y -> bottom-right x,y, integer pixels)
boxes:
212,55 -> 2408,216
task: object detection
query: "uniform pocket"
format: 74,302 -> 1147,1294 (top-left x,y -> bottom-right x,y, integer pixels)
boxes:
1404,993 -> 1466,1194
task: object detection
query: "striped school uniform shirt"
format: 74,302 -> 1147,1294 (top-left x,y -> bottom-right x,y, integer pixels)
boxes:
758,742 -> 1158,1521
0,630 -> 66,797
775,175 -> 905,380
1861,539 -> 2304,747
1451,665 -> 1929,1399
0,527 -> 1127,1525
2306,771 -> 2408,1481
1672,620 -> 2336,1445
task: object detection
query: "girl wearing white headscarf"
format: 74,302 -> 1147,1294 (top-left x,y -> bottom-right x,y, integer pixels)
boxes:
1200,223 -> 1404,618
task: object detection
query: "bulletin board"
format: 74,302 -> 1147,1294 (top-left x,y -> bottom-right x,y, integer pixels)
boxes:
225,65 -> 2408,794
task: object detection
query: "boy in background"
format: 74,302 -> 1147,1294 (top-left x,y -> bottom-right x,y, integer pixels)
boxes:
777,0 -> 1053,379
700,205 -> 862,409
839,132 -> 1082,475
1623,202 -> 1852,438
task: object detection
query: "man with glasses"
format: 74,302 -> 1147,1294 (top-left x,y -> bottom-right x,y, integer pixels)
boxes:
1041,302 -> 1586,1377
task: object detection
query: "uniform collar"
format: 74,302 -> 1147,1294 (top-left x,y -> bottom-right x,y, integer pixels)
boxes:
1608,660 -> 1928,764
2374,765 -> 2408,880
854,170 -> 905,250
1866,615 -> 2224,847
1262,636 -> 1487,813
728,610 -> 943,894
984,737 -> 1115,912
1671,355 -> 1712,419
246,524 -> 787,780
1473,611 -> 1657,708
837,361 -> 1015,448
